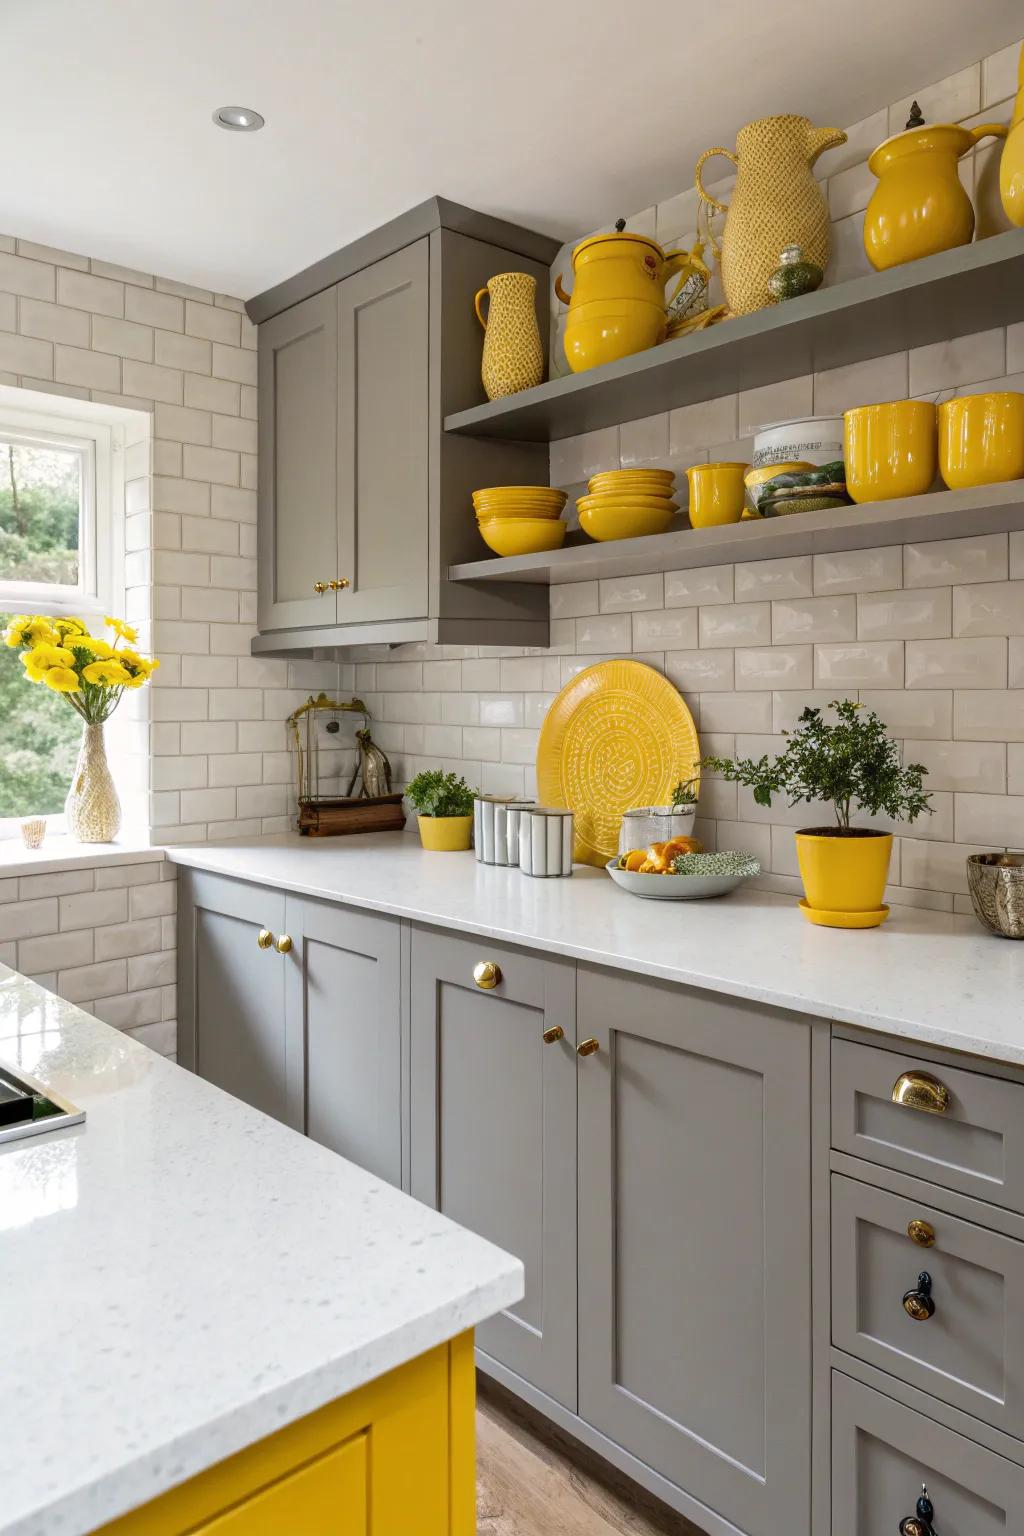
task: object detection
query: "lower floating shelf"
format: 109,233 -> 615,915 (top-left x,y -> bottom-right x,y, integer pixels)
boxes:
448,481 -> 1024,586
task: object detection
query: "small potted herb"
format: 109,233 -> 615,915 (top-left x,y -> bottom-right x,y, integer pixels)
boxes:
701,701 -> 931,927
617,775 -> 700,854
406,769 -> 476,852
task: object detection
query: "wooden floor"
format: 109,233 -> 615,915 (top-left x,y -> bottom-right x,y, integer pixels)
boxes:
476,1383 -> 702,1536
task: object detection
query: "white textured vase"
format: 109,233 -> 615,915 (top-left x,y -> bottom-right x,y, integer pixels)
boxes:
65,722 -> 121,843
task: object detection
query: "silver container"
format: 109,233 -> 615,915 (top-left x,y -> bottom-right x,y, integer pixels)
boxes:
474,795 -> 535,866
617,804 -> 697,856
967,853 -> 1024,938
518,807 -> 574,878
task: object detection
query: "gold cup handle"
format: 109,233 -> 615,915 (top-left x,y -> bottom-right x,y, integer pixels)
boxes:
257,929 -> 273,949
891,1071 -> 950,1115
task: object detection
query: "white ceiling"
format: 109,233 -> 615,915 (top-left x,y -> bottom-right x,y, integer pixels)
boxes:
5,1 -> 1021,300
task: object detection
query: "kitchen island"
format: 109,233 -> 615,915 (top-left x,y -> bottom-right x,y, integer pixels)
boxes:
0,963 -> 522,1536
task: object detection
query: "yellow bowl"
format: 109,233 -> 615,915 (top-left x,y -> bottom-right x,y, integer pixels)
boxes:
478,517 -> 566,556
577,492 -> 679,513
472,485 -> 566,505
579,504 -> 673,541
589,469 -> 675,485
844,401 -> 936,503
475,504 -> 562,521
685,461 -> 748,528
938,392 -> 1024,489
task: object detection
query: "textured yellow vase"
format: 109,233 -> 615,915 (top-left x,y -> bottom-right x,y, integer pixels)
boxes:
695,116 -> 847,316
938,392 -> 1024,488
65,722 -> 121,843
844,401 -> 937,503
474,272 -> 544,400
686,462 -> 747,527
1001,44 -> 1024,227
796,831 -> 893,922
865,122 -> 1007,271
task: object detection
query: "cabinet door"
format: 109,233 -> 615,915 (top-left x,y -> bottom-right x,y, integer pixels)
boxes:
177,871 -> 302,1128
285,896 -> 402,1186
258,287 -> 339,631
409,927 -> 577,1408
577,966 -> 811,1536
337,240 -> 429,624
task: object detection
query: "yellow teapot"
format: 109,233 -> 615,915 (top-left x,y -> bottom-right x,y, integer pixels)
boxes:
1000,43 -> 1024,226
554,221 -> 709,374
864,107 -> 1007,271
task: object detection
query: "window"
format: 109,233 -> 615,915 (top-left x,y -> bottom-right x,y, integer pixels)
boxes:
0,390 -> 133,829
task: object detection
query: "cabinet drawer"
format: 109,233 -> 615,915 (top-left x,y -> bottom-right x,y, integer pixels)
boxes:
832,1371 -> 1024,1534
832,1036 -> 1024,1211
832,1174 -> 1024,1438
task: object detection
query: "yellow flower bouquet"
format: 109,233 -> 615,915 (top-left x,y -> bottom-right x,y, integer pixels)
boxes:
4,614 -> 159,842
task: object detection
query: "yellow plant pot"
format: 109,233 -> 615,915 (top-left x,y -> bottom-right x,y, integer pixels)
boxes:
686,462 -> 748,527
417,815 -> 474,852
795,830 -> 893,924
938,392 -> 1024,489
844,401 -> 936,503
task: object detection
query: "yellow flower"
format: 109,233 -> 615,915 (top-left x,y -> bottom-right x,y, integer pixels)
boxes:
106,617 -> 138,644
3,615 -> 30,648
53,617 -> 90,639
71,635 -> 115,659
24,616 -> 60,645
116,649 -> 159,686
42,666 -> 81,694
21,643 -> 78,682
82,660 -> 132,687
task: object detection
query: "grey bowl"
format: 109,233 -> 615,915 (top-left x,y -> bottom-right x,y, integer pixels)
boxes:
967,853 -> 1024,939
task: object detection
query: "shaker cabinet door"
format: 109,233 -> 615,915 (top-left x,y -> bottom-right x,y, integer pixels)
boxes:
576,966 -> 812,1536
258,286 -> 340,631
337,239 -> 429,625
177,870 -> 301,1128
285,896 -> 402,1187
409,927 -> 577,1409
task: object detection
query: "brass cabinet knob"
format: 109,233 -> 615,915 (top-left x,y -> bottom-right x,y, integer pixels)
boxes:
902,1271 -> 935,1322
329,578 -> 351,591
257,929 -> 273,949
891,1070 -> 950,1115
276,934 -> 293,954
907,1218 -> 936,1248
542,1025 -> 564,1044
474,961 -> 502,990
313,581 -> 328,595
577,1038 -> 600,1057
899,1484 -> 936,1536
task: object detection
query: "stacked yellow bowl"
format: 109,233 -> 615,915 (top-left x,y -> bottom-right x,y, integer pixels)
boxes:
577,468 -> 677,542
473,485 -> 568,557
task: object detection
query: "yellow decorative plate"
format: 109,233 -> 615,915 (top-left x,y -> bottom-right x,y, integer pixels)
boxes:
536,661 -> 700,868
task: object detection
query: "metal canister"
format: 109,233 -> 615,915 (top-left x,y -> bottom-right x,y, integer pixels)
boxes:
473,796 -> 535,866
518,807 -> 574,878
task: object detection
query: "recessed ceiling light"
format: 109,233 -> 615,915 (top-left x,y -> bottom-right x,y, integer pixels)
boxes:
212,106 -> 265,132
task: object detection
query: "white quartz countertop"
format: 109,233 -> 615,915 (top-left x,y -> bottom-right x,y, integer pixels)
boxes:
0,969 -> 522,1536
169,832 -> 1024,1067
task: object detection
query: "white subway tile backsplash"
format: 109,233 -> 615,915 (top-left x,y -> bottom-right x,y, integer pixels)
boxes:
909,327 -> 1005,394
905,636 -> 1007,689
479,695 -> 525,728
772,596 -> 856,644
664,648 -> 734,693
735,646 -> 813,691
697,692 -> 774,733
734,556 -> 813,601
858,587 -> 952,640
665,565 -> 733,607
955,792 -> 1024,847
904,738 -> 1006,793
575,612 -> 631,653
550,582 -> 599,619
860,690 -> 954,738
633,610 -> 698,650
813,352 -> 908,414
737,375 -> 813,438
952,581 -> 1024,637
954,690 -> 1024,740
618,414 -> 670,467
599,573 -> 663,613
905,532 -> 1008,588
699,603 -> 771,649
669,394 -> 737,457
814,640 -> 904,688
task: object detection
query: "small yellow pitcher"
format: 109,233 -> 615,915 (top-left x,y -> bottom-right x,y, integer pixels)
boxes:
474,272 -> 544,400
1000,43 -> 1024,226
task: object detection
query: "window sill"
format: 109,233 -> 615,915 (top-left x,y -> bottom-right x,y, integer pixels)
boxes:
0,835 -> 164,881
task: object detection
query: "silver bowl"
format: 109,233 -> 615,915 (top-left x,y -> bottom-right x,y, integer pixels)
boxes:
967,853 -> 1024,939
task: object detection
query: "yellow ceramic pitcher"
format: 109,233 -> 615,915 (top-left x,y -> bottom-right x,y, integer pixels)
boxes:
553,222 -> 708,373
474,272 -> 544,400
1000,43 -> 1024,226
864,120 -> 1008,270
695,116 -> 847,316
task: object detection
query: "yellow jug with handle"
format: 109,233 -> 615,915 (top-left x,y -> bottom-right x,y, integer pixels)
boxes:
553,220 -> 710,373
474,272 -> 544,401
865,115 -> 1008,270
695,115 -> 847,316
1000,44 -> 1024,227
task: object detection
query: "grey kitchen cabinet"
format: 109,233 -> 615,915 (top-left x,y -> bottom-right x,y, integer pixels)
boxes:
285,894 -> 402,1186
576,965 -> 813,1536
177,869 -> 302,1128
250,197 -> 559,652
409,927 -> 578,1410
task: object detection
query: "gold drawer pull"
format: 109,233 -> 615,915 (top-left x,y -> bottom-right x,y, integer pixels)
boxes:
276,934 -> 293,954
474,961 -> 501,990
257,929 -> 273,950
891,1071 -> 950,1115
313,581 -> 328,595
577,1038 -> 600,1058
907,1219 -> 935,1248
329,578 -> 350,591
542,1025 -> 564,1044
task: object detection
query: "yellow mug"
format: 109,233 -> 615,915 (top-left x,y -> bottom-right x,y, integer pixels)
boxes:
844,401 -> 937,504
938,392 -> 1024,489
686,462 -> 748,528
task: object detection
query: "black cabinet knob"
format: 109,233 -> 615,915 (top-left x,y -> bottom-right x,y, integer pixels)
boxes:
902,1271 -> 935,1322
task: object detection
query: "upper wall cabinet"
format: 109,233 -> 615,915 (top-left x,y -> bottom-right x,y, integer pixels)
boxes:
250,197 -> 561,653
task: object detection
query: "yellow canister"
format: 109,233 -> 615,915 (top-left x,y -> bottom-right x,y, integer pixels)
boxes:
686,462 -> 748,527
844,401 -> 937,503
938,392 -> 1024,489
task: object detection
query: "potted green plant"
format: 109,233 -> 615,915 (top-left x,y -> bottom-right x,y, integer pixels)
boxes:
406,769 -> 476,852
701,700 -> 931,927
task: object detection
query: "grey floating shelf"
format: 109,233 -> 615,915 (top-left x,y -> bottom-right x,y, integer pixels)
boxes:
448,481 -> 1024,586
443,229 -> 1024,443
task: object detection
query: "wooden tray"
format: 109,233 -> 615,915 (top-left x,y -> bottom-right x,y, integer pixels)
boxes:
297,794 -> 406,838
